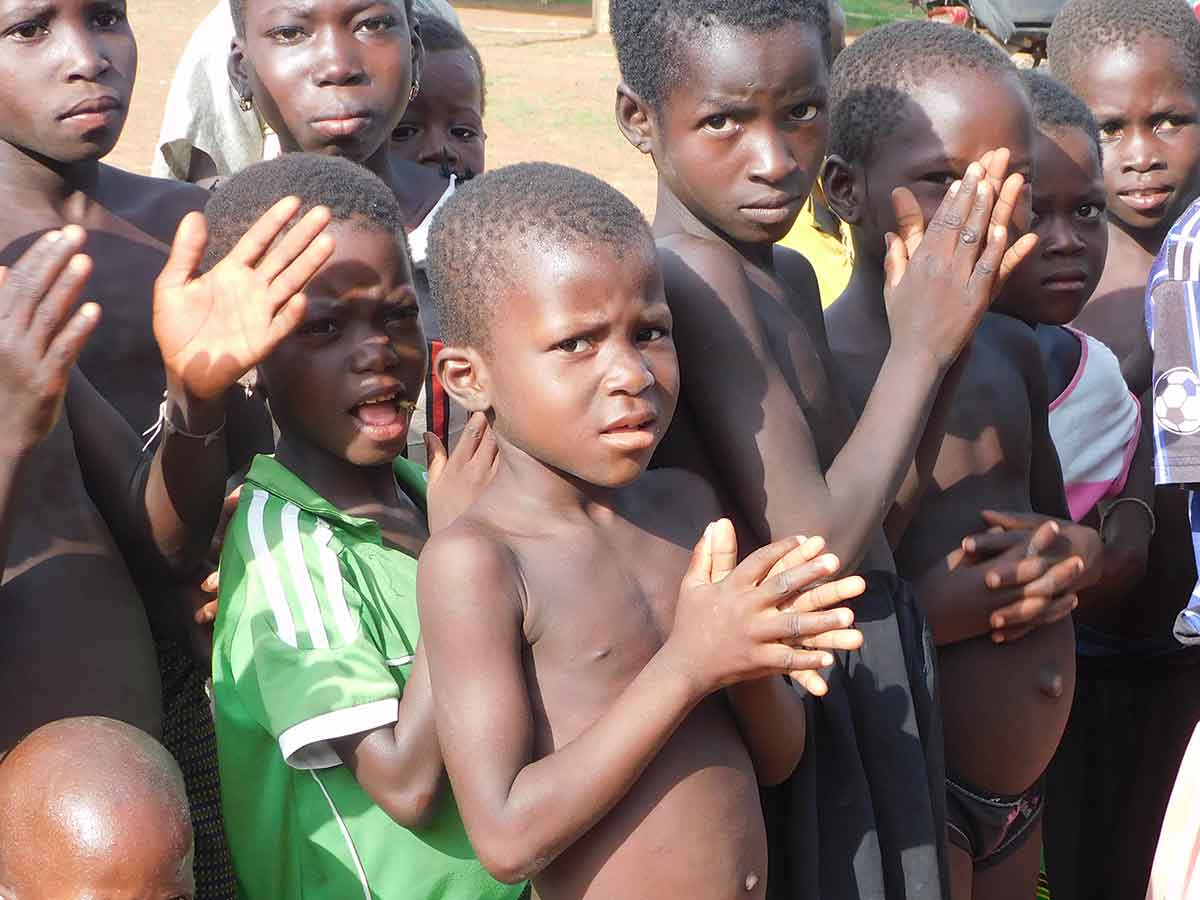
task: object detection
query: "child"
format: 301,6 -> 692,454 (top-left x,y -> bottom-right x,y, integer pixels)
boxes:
1047,4 -> 1200,895
390,14 -> 486,181
0,717 -> 194,900
418,160 -> 865,900
989,69 -> 1160,900
611,3 -> 1052,896
205,153 -> 519,900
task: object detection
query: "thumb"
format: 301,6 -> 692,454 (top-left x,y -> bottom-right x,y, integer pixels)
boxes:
709,518 -> 738,583
683,523 -> 715,587
425,432 -> 447,481
883,231 -> 909,290
156,211 -> 209,294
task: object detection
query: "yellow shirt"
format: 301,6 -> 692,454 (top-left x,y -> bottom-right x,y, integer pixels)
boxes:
779,195 -> 854,308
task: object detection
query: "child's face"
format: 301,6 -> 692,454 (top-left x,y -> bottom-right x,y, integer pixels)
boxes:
648,21 -> 829,244
1074,38 -> 1200,236
994,126 -> 1108,325
259,220 -> 427,468
478,240 -> 679,489
0,0 -> 135,164
391,47 -> 484,179
233,0 -> 417,163
851,71 -> 1034,262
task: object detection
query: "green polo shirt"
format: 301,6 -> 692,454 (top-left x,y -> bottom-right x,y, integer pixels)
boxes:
212,455 -> 520,900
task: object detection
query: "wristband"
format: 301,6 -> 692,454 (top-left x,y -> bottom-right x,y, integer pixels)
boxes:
1100,496 -> 1156,539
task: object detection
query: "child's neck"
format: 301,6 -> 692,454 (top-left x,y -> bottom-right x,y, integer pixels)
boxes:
491,436 -> 627,521
274,434 -> 405,517
652,180 -> 777,271
1110,215 -> 1164,266
0,142 -> 104,213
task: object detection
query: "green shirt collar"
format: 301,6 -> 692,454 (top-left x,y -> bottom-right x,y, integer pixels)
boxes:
244,455 -> 429,540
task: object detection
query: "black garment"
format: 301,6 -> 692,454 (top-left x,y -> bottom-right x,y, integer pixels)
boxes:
764,571 -> 949,900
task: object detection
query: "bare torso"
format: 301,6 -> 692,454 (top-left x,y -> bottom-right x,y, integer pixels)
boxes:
831,307 -> 1074,794
481,473 -> 768,900
0,167 -> 205,750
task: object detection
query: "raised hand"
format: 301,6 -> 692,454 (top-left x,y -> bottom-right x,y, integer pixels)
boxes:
0,226 -> 101,454
666,519 -> 864,696
884,151 -> 1039,372
153,197 -> 335,403
426,412 -> 500,533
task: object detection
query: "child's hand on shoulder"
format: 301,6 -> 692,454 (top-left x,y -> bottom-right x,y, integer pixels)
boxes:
425,412 -> 499,532
153,197 -> 335,405
884,149 -> 1038,373
0,227 -> 100,454
664,520 -> 865,699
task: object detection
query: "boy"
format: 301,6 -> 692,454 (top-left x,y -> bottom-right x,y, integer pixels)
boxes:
611,3 -> 1054,896
205,153 -> 518,900
419,162 -> 869,900
0,717 -> 194,900
1048,3 -> 1200,895
822,22 -> 1099,899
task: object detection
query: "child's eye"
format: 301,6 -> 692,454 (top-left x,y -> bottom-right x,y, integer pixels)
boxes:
702,114 -> 734,133
450,125 -> 480,141
1098,122 -> 1122,142
357,15 -> 396,34
556,337 -> 592,354
6,20 -> 48,40
636,326 -> 668,343
922,173 -> 956,186
267,25 -> 306,43
392,124 -> 419,141
789,104 -> 818,123
93,7 -> 123,28
1157,116 -> 1191,133
1077,203 -> 1104,220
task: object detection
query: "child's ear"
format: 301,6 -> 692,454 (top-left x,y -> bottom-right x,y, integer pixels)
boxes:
616,82 -> 655,155
822,154 -> 863,225
409,21 -> 425,101
435,346 -> 493,413
228,38 -> 253,105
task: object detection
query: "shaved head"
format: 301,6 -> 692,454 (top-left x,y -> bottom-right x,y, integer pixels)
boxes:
0,717 -> 194,899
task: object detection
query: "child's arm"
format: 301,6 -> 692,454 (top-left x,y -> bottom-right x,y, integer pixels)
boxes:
66,202 -> 333,576
663,161 -> 1032,572
418,524 -> 860,883
0,231 -> 101,573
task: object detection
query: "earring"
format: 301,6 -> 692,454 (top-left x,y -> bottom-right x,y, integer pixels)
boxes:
238,95 -> 253,112
409,80 -> 420,101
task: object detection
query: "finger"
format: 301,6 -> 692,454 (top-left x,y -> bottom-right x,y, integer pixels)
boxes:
980,509 -> 1044,533
258,204 -> 332,282
194,598 -> 220,625
983,554 -> 1050,590
759,607 -> 855,644
992,624 -> 1035,644
994,233 -> 1040,295
1011,556 -> 1086,605
683,523 -> 715,587
226,196 -> 302,268
762,644 -> 834,677
709,518 -> 738,584
953,174 -> 995,273
753,552 -> 842,605
764,535 -> 821,582
450,411 -> 487,465
42,301 -> 100,379
791,669 -> 829,696
265,234 -> 336,314
981,147 -> 1011,197
987,171 -> 1025,236
425,431 -> 448,482
4,228 -> 86,330
890,186 -> 927,260
201,570 -> 220,594
29,252 -> 93,355
795,627 -> 864,652
925,162 -> 980,252
994,596 -> 1078,641
1025,519 -> 1063,557
784,574 -> 868,613
883,231 -> 909,291
961,529 -> 1027,558
728,533 -> 805,588
155,212 -> 209,295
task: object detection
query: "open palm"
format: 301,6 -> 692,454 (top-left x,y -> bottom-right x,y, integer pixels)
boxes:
154,197 -> 334,402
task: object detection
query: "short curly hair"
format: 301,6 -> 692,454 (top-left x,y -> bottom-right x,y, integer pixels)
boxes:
417,16 -> 487,115
829,20 -> 1017,165
610,0 -> 831,109
202,153 -> 408,272
1047,0 -> 1200,96
1020,69 -> 1100,154
231,0 -> 414,39
426,162 -> 653,351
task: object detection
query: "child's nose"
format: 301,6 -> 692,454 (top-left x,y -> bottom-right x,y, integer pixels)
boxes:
350,336 -> 401,372
312,31 -> 367,87
63,29 -> 112,82
605,346 -> 656,395
1121,127 -> 1164,173
747,128 -> 798,185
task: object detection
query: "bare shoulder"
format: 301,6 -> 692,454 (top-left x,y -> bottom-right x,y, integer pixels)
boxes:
418,516 -> 525,617
97,165 -> 208,244
772,244 -> 821,303
656,233 -> 755,310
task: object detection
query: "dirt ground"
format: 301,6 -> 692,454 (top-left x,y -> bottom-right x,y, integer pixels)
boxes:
110,2 -> 658,213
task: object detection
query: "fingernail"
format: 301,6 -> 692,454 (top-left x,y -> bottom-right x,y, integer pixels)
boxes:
967,162 -> 983,179
818,553 -> 838,571
44,230 -> 60,243
993,632 -> 1005,644
820,654 -> 834,667
992,616 -> 1004,628
986,574 -> 998,588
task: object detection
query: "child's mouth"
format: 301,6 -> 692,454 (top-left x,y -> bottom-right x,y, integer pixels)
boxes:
350,392 -> 412,441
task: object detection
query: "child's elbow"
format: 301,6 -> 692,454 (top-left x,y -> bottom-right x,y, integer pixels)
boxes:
380,781 -> 442,830
473,829 -> 548,884
756,750 -> 804,788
